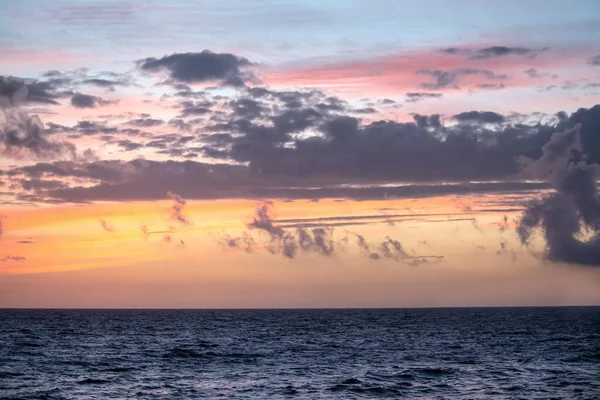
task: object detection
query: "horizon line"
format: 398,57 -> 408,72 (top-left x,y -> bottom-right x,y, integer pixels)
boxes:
1,304 -> 599,311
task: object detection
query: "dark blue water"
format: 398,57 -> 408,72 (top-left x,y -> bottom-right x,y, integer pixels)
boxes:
1,307 -> 599,399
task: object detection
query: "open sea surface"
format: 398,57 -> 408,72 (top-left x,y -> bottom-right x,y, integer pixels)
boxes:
0,307 -> 599,399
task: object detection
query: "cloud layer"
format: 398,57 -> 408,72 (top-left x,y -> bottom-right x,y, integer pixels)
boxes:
137,51 -> 255,87
518,124 -> 600,266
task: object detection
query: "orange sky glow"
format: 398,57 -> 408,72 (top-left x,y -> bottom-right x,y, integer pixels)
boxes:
2,195 -> 599,308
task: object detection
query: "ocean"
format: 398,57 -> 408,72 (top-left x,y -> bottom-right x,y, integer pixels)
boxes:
0,307 -> 599,399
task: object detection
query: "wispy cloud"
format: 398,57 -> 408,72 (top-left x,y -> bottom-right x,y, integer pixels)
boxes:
99,218 -> 115,233
167,191 -> 192,226
0,255 -> 26,262
221,201 -> 445,263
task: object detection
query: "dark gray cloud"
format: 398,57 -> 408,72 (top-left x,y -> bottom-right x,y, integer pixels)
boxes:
201,133 -> 233,145
0,76 -> 28,107
229,98 -> 268,119
378,236 -> 409,260
416,68 -> 507,90
71,93 -> 96,108
351,232 -> 443,264
453,111 -> 505,124
475,83 -> 505,90
524,68 -> 548,78
25,81 -> 71,105
43,69 -> 135,91
1,79 -> 78,160
518,124 -> 600,266
247,202 -> 285,236
169,89 -> 208,99
127,118 -> 164,127
5,73 -> 600,207
539,81 -> 580,92
1,76 -> 68,106
3,71 -> 130,108
317,97 -> 348,113
300,227 -> 335,256
11,103 -> 597,203
245,202 -> 296,257
178,100 -> 214,118
47,120 -> 122,137
2,75 -> 75,106
195,99 -> 597,189
71,93 -> 113,108
222,232 -> 255,253
203,89 -> 353,166
587,55 -> 600,66
82,78 -> 121,87
233,203 -> 337,259
20,178 -> 67,192
168,118 -> 193,131
412,114 -> 441,129
81,78 -> 130,90
354,233 -> 377,259
441,46 -> 548,60
221,110 -> 552,183
405,92 -> 443,103
114,139 -> 144,151
137,50 -> 255,87
350,107 -> 377,114
237,202 -> 438,262
23,80 -> 68,105
555,105 -> 600,164
472,46 -> 548,59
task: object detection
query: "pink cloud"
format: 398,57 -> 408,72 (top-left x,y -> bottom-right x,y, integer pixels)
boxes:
262,47 -> 584,96
0,47 -> 86,69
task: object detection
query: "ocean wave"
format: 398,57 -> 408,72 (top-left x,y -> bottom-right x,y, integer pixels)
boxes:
328,382 -> 404,396
2,307 -> 599,399
415,367 -> 456,376
163,347 -> 262,360
102,366 -> 136,373
77,378 -> 111,385
0,371 -> 25,378
16,342 -> 43,348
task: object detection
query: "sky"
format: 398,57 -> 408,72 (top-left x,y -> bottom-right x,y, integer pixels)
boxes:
1,0 -> 600,308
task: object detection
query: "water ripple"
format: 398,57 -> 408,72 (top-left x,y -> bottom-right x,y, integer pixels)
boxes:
0,307 -> 599,399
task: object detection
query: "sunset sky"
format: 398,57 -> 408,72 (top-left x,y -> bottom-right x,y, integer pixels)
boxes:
1,0 -> 600,308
